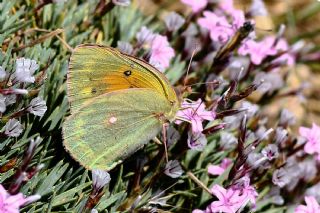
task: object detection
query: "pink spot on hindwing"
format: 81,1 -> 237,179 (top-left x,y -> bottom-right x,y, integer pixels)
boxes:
109,116 -> 117,124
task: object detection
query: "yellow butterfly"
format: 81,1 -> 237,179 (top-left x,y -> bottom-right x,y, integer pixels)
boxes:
63,44 -> 180,171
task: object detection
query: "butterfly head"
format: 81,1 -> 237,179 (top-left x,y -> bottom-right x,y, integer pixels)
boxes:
167,98 -> 180,122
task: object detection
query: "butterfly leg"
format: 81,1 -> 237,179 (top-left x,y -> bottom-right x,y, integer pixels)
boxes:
162,123 -> 169,163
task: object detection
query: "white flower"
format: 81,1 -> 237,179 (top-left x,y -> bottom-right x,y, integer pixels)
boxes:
228,57 -> 250,81
27,97 -> 47,117
92,169 -> 111,192
28,137 -> 42,155
15,58 -> 39,83
187,131 -> 207,151
4,95 -> 16,106
275,127 -> 288,145
164,12 -> 185,32
0,66 -> 7,80
272,168 -> 290,188
164,160 -> 183,178
253,72 -> 284,94
219,131 -> 237,149
112,0 -> 130,7
136,26 -> 155,46
5,119 -> 23,137
262,144 -> 279,161
117,41 -> 133,55
279,109 -> 296,126
247,153 -> 268,169
166,127 -> 180,147
11,89 -> 28,95
149,61 -> 165,72
241,101 -> 259,119
250,0 -> 268,16
0,94 -> 6,113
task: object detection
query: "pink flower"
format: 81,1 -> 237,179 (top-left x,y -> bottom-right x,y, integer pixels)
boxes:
239,36 -> 295,66
219,0 -> 246,28
295,196 -> 320,213
231,176 -> 259,208
193,182 -> 258,213
219,0 -> 236,14
238,37 -> 277,65
299,123 -> 320,161
208,184 -> 247,213
208,158 -> 232,176
176,99 -> 215,133
198,11 -> 234,43
181,0 -> 208,13
192,210 -> 205,213
274,38 -> 295,66
230,9 -> 246,29
197,8 -> 248,44
149,35 -> 175,71
0,184 -> 41,213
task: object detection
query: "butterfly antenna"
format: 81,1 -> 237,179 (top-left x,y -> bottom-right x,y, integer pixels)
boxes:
32,28 -> 74,52
183,45 -> 198,88
187,171 -> 212,195
255,26 -> 273,33
187,80 -> 220,87
56,34 -> 74,52
192,99 -> 205,117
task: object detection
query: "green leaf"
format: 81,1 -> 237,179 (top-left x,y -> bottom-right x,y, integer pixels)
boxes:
36,161 -> 69,196
52,182 -> 91,207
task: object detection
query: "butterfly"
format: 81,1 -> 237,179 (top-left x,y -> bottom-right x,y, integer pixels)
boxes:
62,44 -> 180,171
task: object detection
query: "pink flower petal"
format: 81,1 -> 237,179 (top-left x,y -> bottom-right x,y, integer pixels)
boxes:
192,210 -> 205,213
176,99 -> 216,133
149,35 -> 175,71
239,36 -> 278,65
197,11 -> 234,44
211,184 -> 228,201
208,159 -> 232,176
5,193 -> 25,206
299,126 -> 311,138
295,205 -> 309,213
208,165 -> 225,176
300,123 -> 320,159
305,196 -> 320,211
181,0 -> 208,13
0,184 -> 40,212
295,196 -> 320,213
191,119 -> 203,133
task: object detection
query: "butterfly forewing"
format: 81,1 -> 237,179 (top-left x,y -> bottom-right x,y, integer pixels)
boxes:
63,88 -> 173,170
67,44 -> 178,112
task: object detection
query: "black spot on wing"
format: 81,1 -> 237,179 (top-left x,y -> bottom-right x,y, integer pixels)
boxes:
124,70 -> 132,77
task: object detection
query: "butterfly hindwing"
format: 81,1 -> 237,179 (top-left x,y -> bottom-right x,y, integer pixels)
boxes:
63,88 -> 172,170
